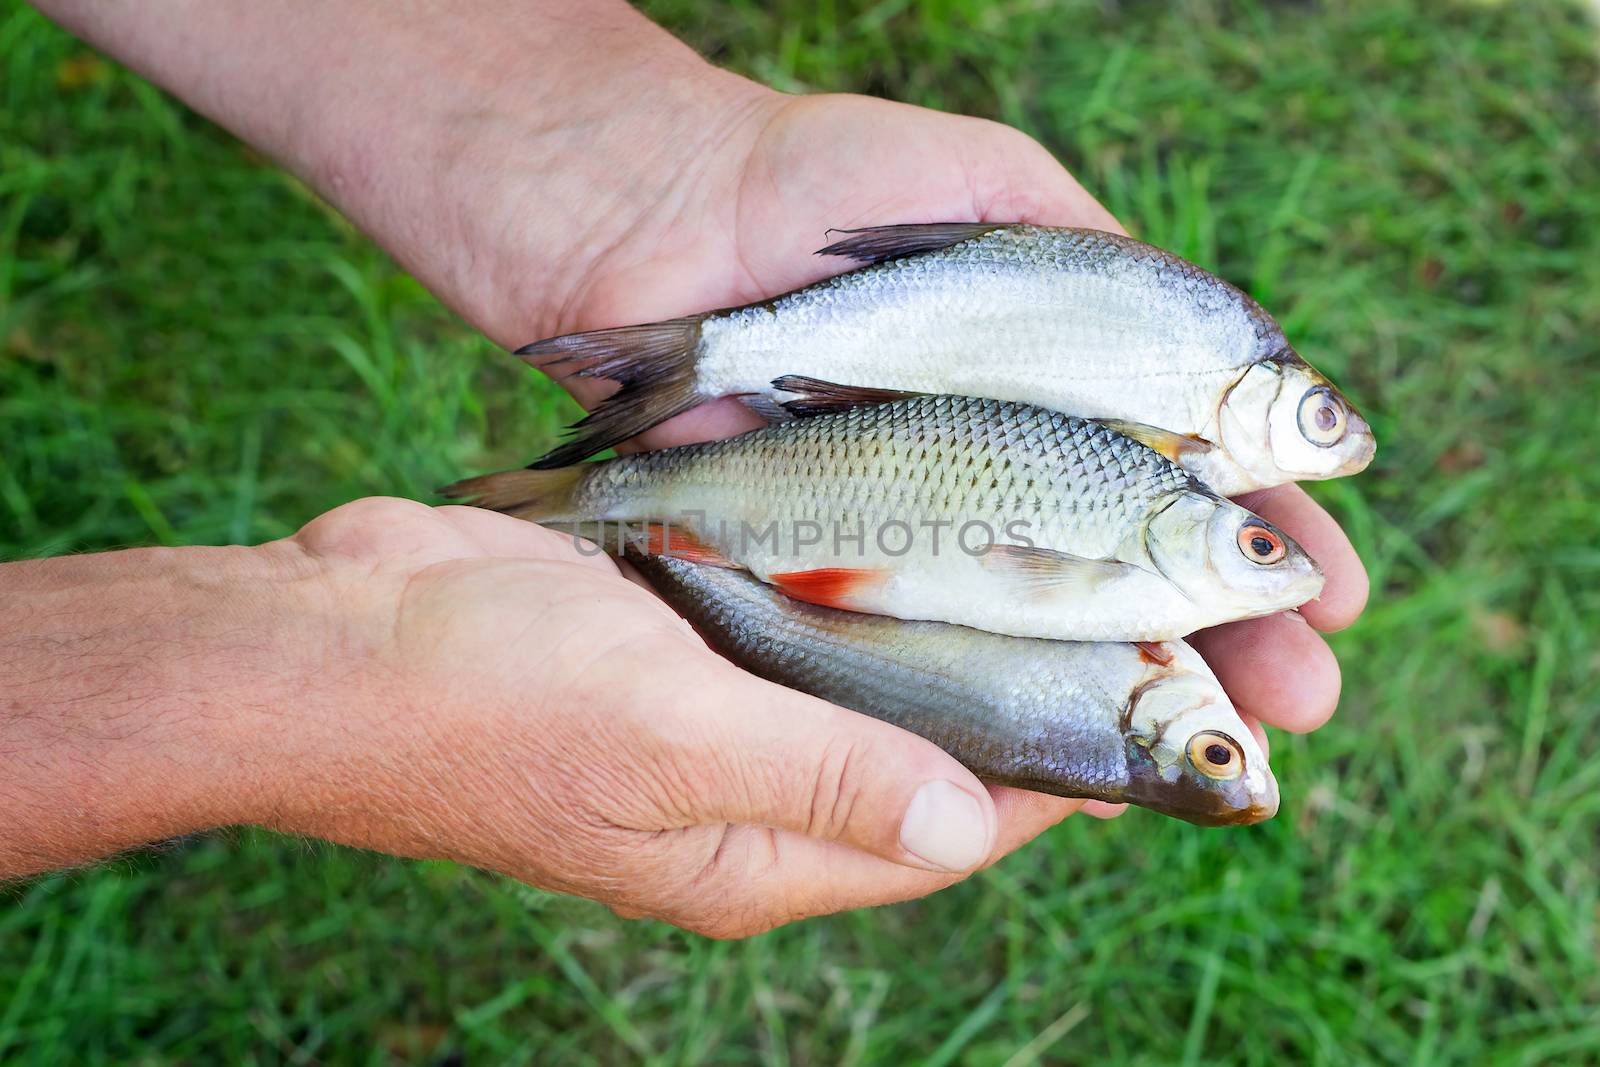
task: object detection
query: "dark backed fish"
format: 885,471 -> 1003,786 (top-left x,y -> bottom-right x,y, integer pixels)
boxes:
632,553 -> 1278,827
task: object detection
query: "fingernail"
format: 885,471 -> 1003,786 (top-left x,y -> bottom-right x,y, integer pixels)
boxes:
899,780 -> 991,872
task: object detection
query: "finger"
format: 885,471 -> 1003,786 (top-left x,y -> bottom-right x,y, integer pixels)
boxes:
640,658 -> 1000,874
1241,713 -> 1270,761
640,825 -> 963,937
959,118 -> 1124,234
1079,800 -> 1129,820
641,785 -> 1085,937
1233,484 -> 1369,632
986,782 -> 1117,826
988,786 -> 1083,845
433,505 -> 620,570
1189,611 -> 1342,733
619,395 -> 767,454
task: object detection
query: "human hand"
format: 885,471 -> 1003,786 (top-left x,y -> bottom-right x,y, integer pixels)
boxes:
459,90 -> 1370,808
26,0 -> 1367,895
25,1 -> 1367,743
1,497 -> 1087,933
269,498 -> 1084,936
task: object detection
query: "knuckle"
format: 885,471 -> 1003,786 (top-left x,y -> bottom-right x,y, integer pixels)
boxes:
684,901 -> 783,940
310,495 -> 434,533
617,658 -> 740,818
668,828 -> 791,939
294,496 -> 447,559
805,735 -> 871,842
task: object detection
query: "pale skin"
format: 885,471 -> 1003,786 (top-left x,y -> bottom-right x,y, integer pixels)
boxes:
7,1 -> 1368,937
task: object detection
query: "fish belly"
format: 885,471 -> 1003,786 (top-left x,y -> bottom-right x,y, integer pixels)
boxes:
696,263 -> 1258,438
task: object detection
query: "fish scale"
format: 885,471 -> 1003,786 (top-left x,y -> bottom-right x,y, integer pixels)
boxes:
568,392 -> 1188,538
442,392 -> 1326,641
701,227 -> 1271,393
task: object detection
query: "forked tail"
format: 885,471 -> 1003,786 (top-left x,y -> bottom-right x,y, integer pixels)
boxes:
439,466 -> 587,522
516,318 -> 705,468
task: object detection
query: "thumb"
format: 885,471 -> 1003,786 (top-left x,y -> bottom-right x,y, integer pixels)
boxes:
647,657 -> 1000,874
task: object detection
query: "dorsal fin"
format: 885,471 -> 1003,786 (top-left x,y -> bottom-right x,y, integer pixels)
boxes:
814,222 -> 1007,264
771,375 -> 922,417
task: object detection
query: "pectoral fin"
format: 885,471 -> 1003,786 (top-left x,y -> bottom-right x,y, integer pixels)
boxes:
1135,641 -> 1176,666
1096,419 -> 1213,465
979,544 -> 1134,595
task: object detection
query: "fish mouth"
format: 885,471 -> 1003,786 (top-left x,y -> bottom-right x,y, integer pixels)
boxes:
1285,562 -> 1328,608
1121,751 -> 1281,827
1340,410 -> 1378,474
1279,423 -> 1375,483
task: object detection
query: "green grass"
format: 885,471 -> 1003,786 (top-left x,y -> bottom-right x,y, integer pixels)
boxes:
3,0 -> 1599,1063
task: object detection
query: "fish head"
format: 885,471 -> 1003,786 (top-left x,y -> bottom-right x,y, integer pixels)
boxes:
1145,493 -> 1325,618
1217,359 -> 1376,487
1122,650 -> 1278,826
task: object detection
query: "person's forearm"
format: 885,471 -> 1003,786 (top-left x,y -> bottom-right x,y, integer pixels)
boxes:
0,544 -> 328,876
32,0 -> 771,343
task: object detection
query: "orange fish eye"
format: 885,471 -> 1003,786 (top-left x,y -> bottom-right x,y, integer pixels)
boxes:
1237,523 -> 1286,564
1187,731 -> 1245,780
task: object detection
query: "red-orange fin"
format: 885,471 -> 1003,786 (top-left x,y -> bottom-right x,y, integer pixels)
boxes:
633,523 -> 736,568
1135,641 -> 1176,666
768,567 -> 885,610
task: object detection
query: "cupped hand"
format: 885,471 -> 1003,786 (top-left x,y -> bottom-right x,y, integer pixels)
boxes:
267,497 -> 1072,937
20,0 -> 1367,929
476,90 -> 1369,807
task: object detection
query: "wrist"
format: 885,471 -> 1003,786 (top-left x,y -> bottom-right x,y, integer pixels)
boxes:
278,5 -> 780,347
35,0 -> 778,347
391,52 -> 779,347
0,540 -> 334,874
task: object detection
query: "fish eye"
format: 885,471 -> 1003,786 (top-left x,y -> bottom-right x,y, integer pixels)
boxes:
1187,731 -> 1245,780
1236,522 -> 1286,565
1297,386 -> 1348,447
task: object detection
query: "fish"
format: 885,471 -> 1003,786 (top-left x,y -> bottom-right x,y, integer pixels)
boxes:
443,394 -> 1325,642
629,552 -> 1279,827
517,223 -> 1375,495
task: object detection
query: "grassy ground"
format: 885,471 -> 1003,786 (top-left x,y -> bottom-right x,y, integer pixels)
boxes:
3,0 -> 1599,1063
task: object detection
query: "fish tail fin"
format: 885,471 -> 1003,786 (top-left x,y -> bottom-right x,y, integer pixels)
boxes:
516,318 -> 705,468
439,466 -> 587,522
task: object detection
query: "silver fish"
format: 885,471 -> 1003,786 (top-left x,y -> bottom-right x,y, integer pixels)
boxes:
519,223 -> 1375,495
631,553 -> 1278,826
445,394 -> 1324,642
